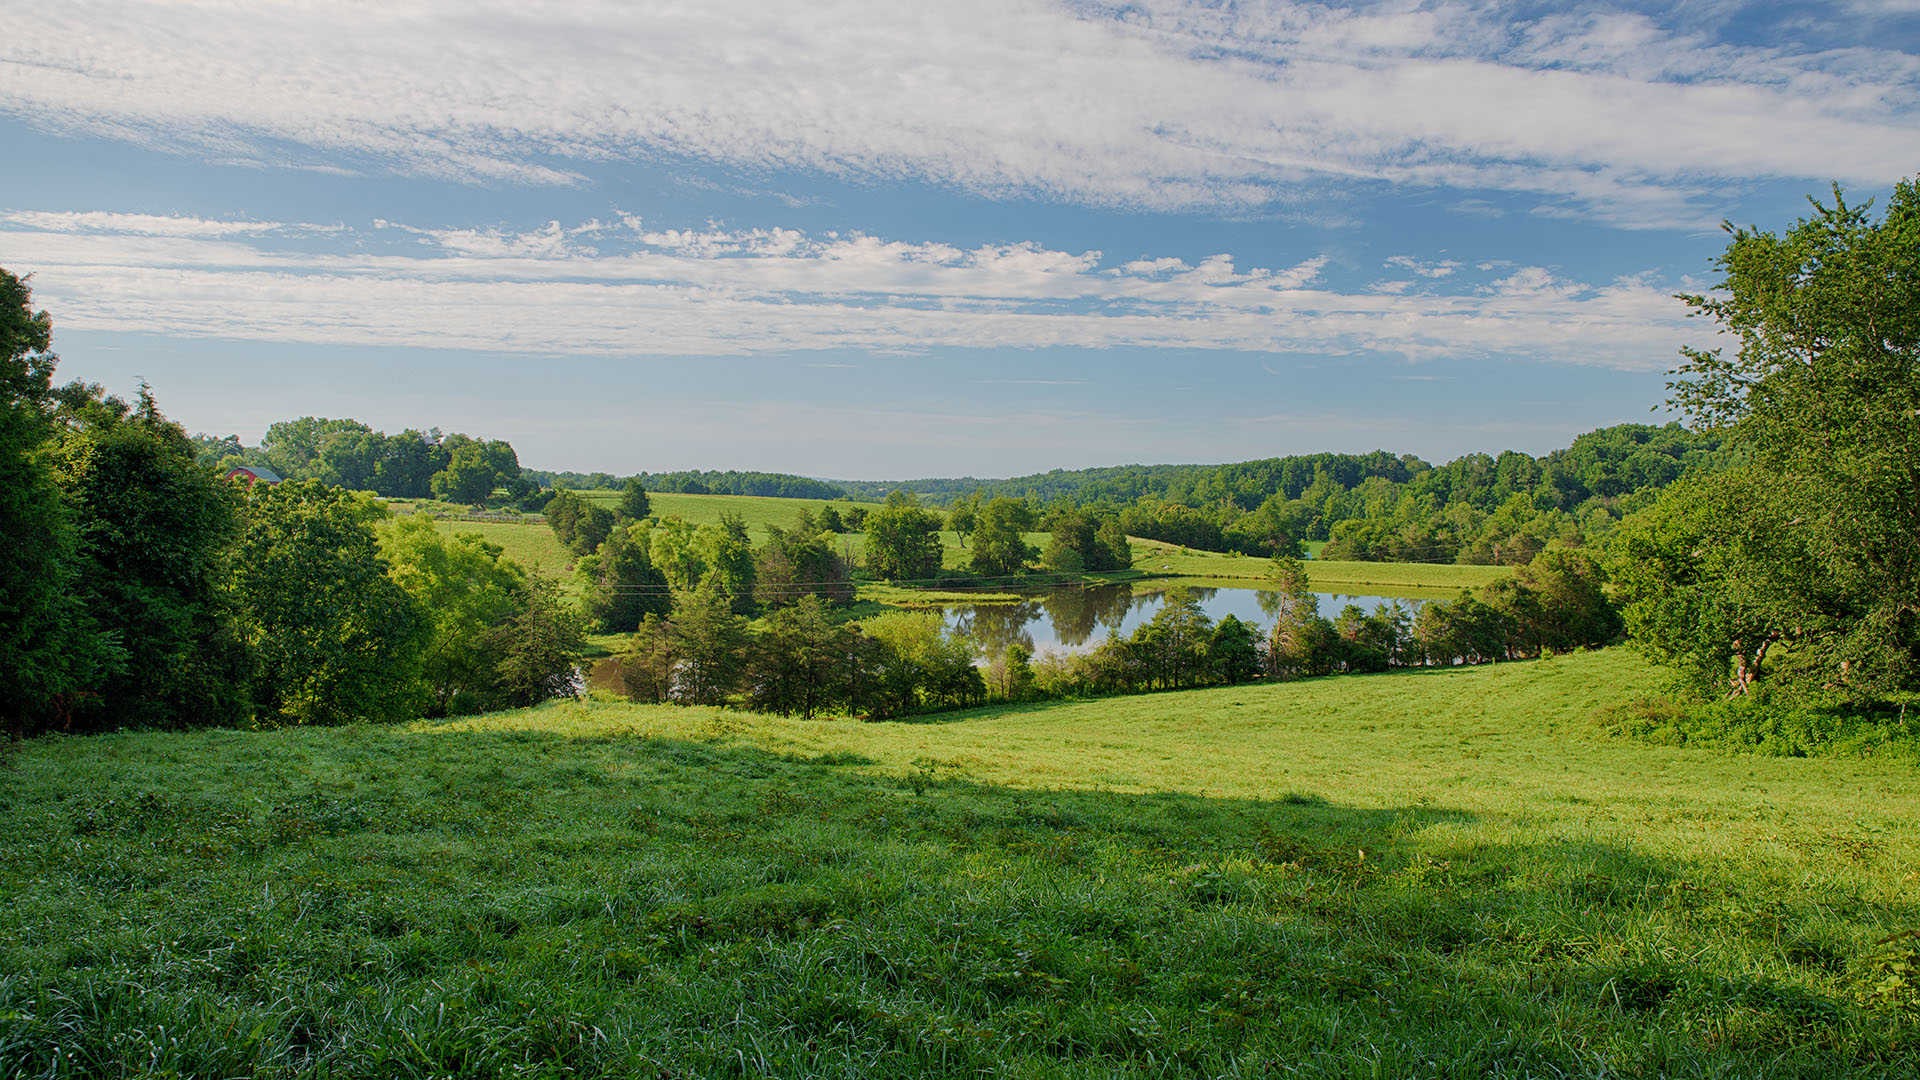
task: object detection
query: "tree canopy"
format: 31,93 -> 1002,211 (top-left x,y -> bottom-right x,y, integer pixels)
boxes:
1619,179 -> 1920,704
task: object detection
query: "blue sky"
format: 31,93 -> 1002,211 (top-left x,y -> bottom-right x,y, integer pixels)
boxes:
3,0 -> 1916,479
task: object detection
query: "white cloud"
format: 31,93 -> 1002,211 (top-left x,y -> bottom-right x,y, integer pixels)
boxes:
1384,255 -> 1461,278
2,208 -> 1699,370
1,2 -> 1914,227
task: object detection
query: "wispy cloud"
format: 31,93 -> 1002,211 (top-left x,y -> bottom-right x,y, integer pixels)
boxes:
2,208 -> 1699,369
1,2 -> 1913,227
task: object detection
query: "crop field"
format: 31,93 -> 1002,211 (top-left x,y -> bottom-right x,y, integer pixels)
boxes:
5,648 -> 1916,1077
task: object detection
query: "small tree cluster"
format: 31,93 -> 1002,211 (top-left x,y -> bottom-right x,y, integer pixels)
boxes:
616,596 -> 982,718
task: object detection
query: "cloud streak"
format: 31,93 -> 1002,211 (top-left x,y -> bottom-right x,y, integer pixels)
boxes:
2,2 -> 1914,226
3,208 -> 1697,369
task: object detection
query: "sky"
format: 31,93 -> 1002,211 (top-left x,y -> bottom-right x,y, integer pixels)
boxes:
2,1 -> 1916,480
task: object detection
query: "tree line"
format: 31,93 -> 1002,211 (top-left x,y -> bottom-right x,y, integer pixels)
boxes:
1,269 -> 583,735
600,547 -> 1622,720
838,425 -> 1725,565
197,417 -> 545,510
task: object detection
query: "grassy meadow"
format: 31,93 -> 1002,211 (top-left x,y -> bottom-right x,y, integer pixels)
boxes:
5,647 -> 1918,1077
408,491 -> 1510,602
1131,539 -> 1513,594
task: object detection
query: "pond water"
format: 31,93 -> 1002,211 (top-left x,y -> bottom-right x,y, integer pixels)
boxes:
940,582 -> 1422,659
583,582 -> 1429,691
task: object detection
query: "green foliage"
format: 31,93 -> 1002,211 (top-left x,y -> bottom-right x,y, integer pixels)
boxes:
1602,694 -> 1920,760
698,513 -> 759,614
382,513 -> 528,716
616,476 -> 651,521
757,515 -> 854,608
543,488 -> 586,549
485,572 -> 587,709
863,491 -> 944,582
230,481 -> 428,724
1629,178 -> 1920,705
51,385 -> 250,730
1209,614 -> 1262,684
860,610 -> 983,718
1043,510 -> 1129,573
744,595 -> 865,718
0,269 -> 113,733
967,497 -> 1037,576
544,488 -> 619,555
668,580 -> 751,706
430,437 -> 525,507
577,524 -> 671,633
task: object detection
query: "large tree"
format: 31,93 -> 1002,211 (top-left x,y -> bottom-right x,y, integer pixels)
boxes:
1620,179 -> 1920,703
968,497 -> 1036,576
0,269 -> 112,732
51,384 -> 251,729
863,491 -> 944,582
382,512 -> 527,715
231,481 -> 428,724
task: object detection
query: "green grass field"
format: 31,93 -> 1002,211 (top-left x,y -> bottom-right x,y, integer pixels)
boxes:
411,495 -> 1505,604
5,648 -> 1917,1076
1132,539 -> 1513,593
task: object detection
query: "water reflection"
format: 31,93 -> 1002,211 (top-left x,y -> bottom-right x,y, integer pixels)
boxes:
941,582 -> 1419,658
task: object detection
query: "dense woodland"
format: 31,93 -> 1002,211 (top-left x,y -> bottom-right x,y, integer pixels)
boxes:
4,178 -> 1917,734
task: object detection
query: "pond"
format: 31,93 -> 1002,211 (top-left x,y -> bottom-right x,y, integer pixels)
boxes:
940,582 -> 1424,659
582,581 -> 1434,691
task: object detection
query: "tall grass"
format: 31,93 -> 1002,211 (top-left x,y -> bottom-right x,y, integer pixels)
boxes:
4,648 -> 1916,1076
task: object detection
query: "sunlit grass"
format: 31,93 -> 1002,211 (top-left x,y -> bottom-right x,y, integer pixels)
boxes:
5,648 -> 1917,1076
1132,539 -> 1513,592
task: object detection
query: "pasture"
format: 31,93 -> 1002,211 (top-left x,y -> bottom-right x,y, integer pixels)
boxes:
4,648 -> 1916,1077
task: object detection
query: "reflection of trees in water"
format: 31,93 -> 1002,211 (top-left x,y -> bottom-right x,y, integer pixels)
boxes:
1257,591 -> 1424,620
1043,584 -> 1136,646
947,586 -> 1424,655
948,602 -> 1040,657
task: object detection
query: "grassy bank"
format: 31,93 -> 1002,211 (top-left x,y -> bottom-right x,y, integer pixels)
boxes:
4,649 -> 1917,1076
1131,539 -> 1513,593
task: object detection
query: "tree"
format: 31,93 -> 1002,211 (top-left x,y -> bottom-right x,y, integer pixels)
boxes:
0,268 -> 113,733
745,595 -> 857,718
619,614 -> 679,703
1131,586 -> 1213,689
51,384 -> 250,729
670,579 -> 750,705
578,524 -> 671,633
382,512 -> 527,715
698,513 -> 758,614
864,491 -> 944,582
544,489 -> 586,549
230,481 -> 428,724
947,492 -> 980,547
430,437 -> 524,507
258,416 -> 374,480
485,572 -> 586,708
573,503 -> 617,554
969,497 -> 1036,576
861,610 -> 980,717
1632,178 -> 1920,703
1208,614 -> 1262,684
757,520 -> 854,608
1262,556 -> 1336,679
617,477 -> 651,521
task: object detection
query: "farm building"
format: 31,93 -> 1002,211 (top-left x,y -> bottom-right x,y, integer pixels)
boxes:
224,465 -> 284,485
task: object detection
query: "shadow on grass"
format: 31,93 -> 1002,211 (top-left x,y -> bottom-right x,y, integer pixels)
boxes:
4,725 -> 1913,1079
